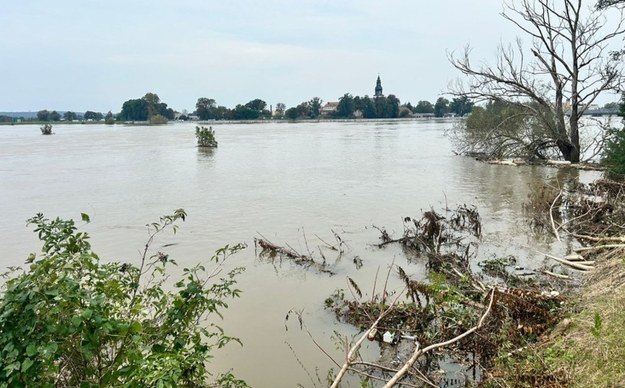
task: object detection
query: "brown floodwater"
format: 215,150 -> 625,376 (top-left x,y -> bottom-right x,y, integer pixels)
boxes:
0,120 -> 600,386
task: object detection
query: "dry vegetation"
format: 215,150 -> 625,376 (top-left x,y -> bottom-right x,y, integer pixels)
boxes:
485,180 -> 625,387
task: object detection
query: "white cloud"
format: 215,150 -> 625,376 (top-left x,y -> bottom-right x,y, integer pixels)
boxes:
0,0 -> 619,112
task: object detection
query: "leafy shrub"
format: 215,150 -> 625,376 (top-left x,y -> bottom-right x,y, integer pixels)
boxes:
0,210 -> 247,387
149,114 -> 168,125
603,126 -> 625,180
104,113 -> 115,125
603,98 -> 625,180
196,126 -> 218,148
40,124 -> 53,135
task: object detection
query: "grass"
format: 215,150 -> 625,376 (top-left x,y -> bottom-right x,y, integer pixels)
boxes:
549,273 -> 625,386
486,248 -> 625,387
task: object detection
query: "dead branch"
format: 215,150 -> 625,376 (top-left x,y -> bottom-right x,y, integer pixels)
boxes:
314,233 -> 338,251
541,270 -> 572,280
575,244 -> 625,252
569,233 -> 625,243
382,288 -> 496,388
330,289 -> 405,388
254,236 -> 338,275
255,237 -> 305,259
540,251 -> 594,271
549,191 -> 563,241
564,253 -> 585,261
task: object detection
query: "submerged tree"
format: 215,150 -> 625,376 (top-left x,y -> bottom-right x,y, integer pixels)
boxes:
196,125 -> 218,147
40,124 -> 53,135
449,0 -> 625,162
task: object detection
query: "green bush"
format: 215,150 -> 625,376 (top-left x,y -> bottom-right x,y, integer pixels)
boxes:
603,98 -> 625,180
195,126 -> 218,148
149,114 -> 168,125
0,210 -> 247,387
603,127 -> 625,180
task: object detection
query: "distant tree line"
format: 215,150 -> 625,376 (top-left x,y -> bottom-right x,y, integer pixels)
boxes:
10,92 -> 474,125
19,110 -> 113,123
194,98 -> 271,120
14,95 -> 476,124
280,95 -> 475,120
118,93 -> 174,123
13,87 -> 619,128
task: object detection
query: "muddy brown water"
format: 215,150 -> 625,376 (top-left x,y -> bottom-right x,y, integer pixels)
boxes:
0,120 -> 599,386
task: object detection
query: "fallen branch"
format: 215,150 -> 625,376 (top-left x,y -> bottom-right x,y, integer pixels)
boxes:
564,253 -> 585,261
568,233 -> 625,243
348,361 -> 434,387
575,244 -> 625,252
330,289 -> 405,388
540,251 -> 594,271
549,191 -> 563,242
541,270 -> 572,280
254,236 -> 337,274
382,288 -> 496,387
255,237 -> 307,259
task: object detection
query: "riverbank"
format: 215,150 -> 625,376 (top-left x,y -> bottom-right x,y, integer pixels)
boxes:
485,181 -> 625,386
486,246 -> 625,387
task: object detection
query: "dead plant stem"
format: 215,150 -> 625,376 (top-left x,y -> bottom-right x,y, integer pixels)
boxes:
382,288 -> 495,388
329,288 -> 405,388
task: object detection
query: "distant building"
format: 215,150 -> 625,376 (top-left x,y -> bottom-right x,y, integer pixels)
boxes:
321,101 -> 339,115
374,75 -> 384,98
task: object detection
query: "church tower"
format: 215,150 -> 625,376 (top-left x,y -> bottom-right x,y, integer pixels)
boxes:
374,75 -> 383,97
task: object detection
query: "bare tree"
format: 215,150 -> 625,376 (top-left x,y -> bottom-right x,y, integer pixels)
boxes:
449,0 -> 625,162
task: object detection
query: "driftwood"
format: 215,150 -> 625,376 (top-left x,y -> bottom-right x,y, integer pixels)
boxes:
540,251 -> 594,271
254,237 -> 309,260
575,244 -> 625,252
541,270 -> 572,280
254,236 -> 337,275
549,191 -> 563,242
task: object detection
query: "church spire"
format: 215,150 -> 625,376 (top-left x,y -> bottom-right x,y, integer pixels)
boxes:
374,74 -> 383,97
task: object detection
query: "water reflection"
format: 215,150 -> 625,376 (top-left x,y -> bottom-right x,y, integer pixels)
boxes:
196,147 -> 216,164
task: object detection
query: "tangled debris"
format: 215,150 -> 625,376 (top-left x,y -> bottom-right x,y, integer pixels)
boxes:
325,205 -> 568,386
253,235 -> 342,275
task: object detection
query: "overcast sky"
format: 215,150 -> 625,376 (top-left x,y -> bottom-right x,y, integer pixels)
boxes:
0,0 -> 620,113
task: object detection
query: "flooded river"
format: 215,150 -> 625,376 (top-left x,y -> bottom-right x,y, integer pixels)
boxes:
0,120 -> 599,386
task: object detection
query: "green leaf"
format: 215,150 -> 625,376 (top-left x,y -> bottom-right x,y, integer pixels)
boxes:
72,316 -> 83,327
81,213 -> 90,223
21,358 -> 33,372
130,321 -> 142,334
4,361 -> 20,374
81,309 -> 93,320
45,342 -> 58,355
26,344 -> 37,357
